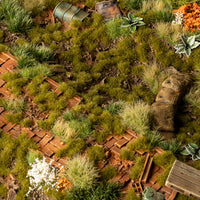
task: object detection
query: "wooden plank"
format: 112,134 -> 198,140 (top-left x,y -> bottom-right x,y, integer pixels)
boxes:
0,87 -> 10,97
1,52 -> 17,62
0,53 -> 9,62
39,135 -> 54,146
115,138 -> 128,148
167,191 -> 177,200
1,59 -> 17,71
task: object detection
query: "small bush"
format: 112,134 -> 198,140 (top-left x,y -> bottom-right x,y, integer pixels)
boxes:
106,18 -> 131,39
105,101 -> 123,115
0,30 -> 4,43
26,150 -> 41,164
130,156 -> 145,180
52,119 -> 76,143
5,112 -> 23,124
125,188 -> 141,200
120,148 -> 135,161
0,182 -> 7,198
3,98 -> 26,112
156,165 -> 171,186
128,137 -> 150,151
120,101 -> 151,135
88,145 -> 105,164
56,138 -> 86,158
21,118 -> 33,127
101,165 -> 117,182
63,155 -> 99,189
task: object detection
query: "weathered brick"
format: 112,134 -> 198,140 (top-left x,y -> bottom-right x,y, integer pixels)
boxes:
115,138 -> 128,148
123,133 -> 133,141
44,143 -> 58,153
32,135 -> 41,143
2,123 -> 16,132
0,67 -> 9,74
119,174 -> 130,185
0,87 -> 10,97
0,53 -> 9,62
0,80 -> 5,87
1,59 -> 17,71
40,146 -> 54,157
160,186 -> 172,194
104,138 -> 117,149
39,135 -> 54,146
0,115 -> 7,123
111,146 -> 121,156
0,121 -> 6,128
50,137 -> 65,149
9,129 -> 21,138
33,130 -> 46,138
126,129 -> 138,138
151,182 -> 161,191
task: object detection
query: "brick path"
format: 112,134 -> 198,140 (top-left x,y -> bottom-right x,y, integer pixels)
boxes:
0,52 -> 177,199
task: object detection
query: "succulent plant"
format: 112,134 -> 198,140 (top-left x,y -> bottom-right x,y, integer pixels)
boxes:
174,34 -> 200,57
181,143 -> 200,161
121,13 -> 145,33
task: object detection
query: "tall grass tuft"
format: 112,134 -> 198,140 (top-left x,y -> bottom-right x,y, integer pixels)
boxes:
120,101 -> 151,135
63,155 -> 99,189
143,62 -> 170,95
52,119 -> 76,143
0,0 -> 32,33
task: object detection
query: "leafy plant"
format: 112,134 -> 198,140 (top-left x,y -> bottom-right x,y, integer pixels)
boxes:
88,145 -> 105,164
130,156 -> 145,180
181,143 -> 200,161
121,13 -> 145,32
174,34 -> 200,57
101,165 -> 117,182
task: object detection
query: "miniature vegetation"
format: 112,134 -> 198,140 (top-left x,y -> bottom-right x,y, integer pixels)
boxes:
1,0 -> 200,199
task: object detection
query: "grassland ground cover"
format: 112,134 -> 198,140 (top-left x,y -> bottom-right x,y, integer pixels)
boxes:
1,0 -> 200,199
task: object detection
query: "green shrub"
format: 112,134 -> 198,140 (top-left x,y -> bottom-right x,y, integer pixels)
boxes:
0,44 -> 8,52
0,183 -> 7,198
21,118 -> 33,127
5,112 -> 23,124
130,156 -> 145,180
128,136 -> 150,151
106,18 -> 131,39
0,0 -> 32,33
52,31 -> 64,42
88,145 -> 105,164
153,151 -> 176,168
175,194 -> 197,200
120,101 -> 151,135
52,119 -> 76,143
63,155 -> 99,189
101,165 -> 117,182
26,150 -> 41,164
56,138 -> 86,158
105,101 -> 123,115
120,148 -> 135,161
3,98 -> 26,112
156,165 -> 171,186
125,188 -> 141,200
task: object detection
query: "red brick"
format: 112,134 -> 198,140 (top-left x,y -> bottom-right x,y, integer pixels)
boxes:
39,135 -> 54,146
0,80 -> 5,87
106,135 -> 113,141
0,115 -> 7,123
104,138 -> 117,149
151,182 -> 161,191
0,121 -> 6,128
32,135 -> 41,143
113,135 -> 123,140
50,137 -> 65,149
24,129 -> 35,138
0,67 -> 9,74
2,122 -> 16,132
44,143 -> 58,153
1,59 -> 17,71
123,133 -> 133,141
33,130 -> 46,138
143,183 -> 153,188
0,53 -> 9,62
160,186 -> 172,194
1,52 -> 17,62
168,191 -> 177,200
115,138 -> 128,148
13,124 -> 21,131
58,157 -> 68,165
111,146 -> 121,156
165,193 -> 170,199
40,146 -> 54,157
9,129 -> 21,138
119,174 -> 130,185
149,173 -> 159,185
126,129 -> 138,138
0,87 -> 10,97
52,155 -> 59,161
67,96 -> 82,109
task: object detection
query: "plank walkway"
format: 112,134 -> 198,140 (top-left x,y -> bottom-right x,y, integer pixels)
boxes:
0,52 -> 177,199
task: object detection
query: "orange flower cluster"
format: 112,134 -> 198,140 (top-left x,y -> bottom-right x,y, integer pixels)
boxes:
56,166 -> 72,193
173,3 -> 200,32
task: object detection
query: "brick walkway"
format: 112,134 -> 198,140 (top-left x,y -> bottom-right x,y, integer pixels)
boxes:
0,52 -> 177,199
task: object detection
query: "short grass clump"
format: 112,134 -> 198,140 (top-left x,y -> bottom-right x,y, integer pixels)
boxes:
88,145 -> 105,164
52,118 -> 76,143
63,155 -> 99,189
125,188 -> 141,200
0,0 -> 32,33
56,138 -> 86,158
2,98 -> 26,112
101,165 -> 117,182
5,112 -> 23,124
120,101 -> 151,135
120,148 -> 135,161
130,156 -> 145,181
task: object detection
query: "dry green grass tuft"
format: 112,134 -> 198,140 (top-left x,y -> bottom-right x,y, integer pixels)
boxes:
52,119 -> 76,143
143,62 -> 170,94
64,155 -> 99,189
120,101 -> 151,135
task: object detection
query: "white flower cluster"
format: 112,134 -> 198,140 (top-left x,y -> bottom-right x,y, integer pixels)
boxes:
26,157 -> 59,196
172,12 -> 184,25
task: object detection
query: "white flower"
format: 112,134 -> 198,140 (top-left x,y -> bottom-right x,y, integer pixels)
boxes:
26,157 -> 59,196
172,12 -> 184,25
